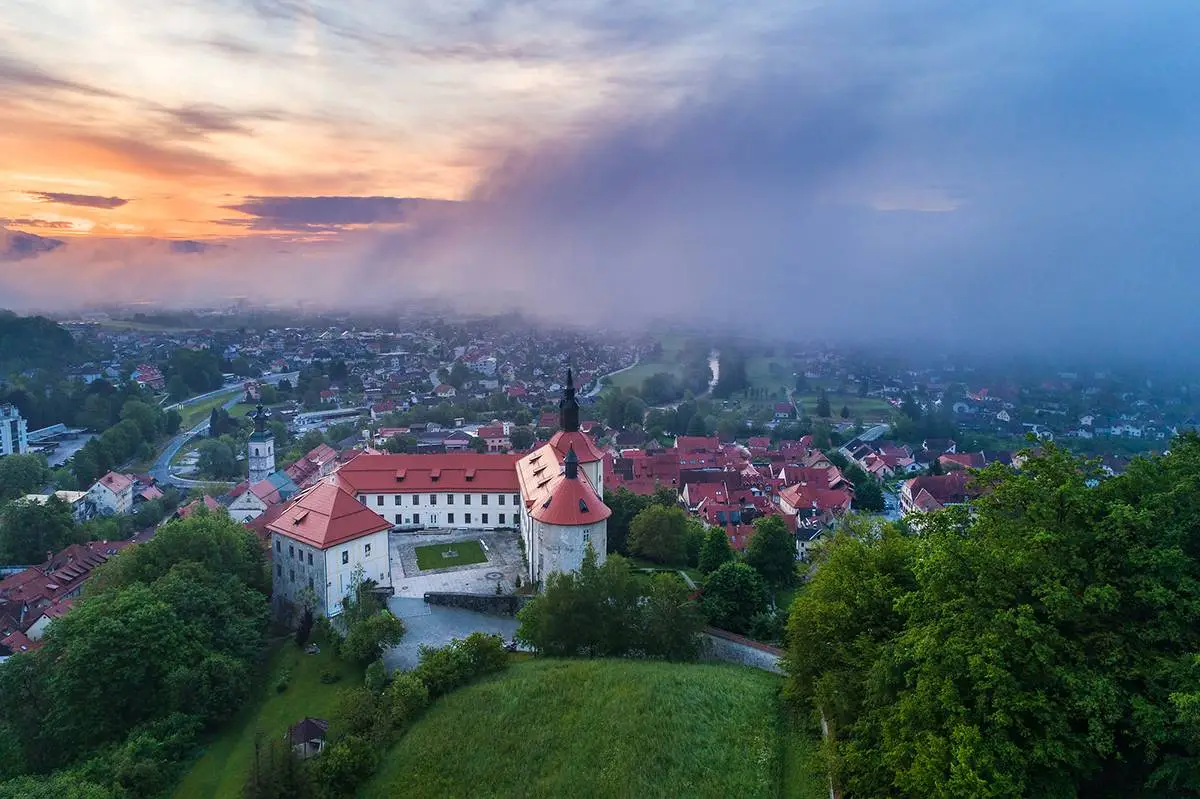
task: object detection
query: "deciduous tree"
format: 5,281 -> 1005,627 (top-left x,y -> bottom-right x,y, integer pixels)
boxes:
701,561 -> 768,634
744,515 -> 796,586
628,505 -> 689,565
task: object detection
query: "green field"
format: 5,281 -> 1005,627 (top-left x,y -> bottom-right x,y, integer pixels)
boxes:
793,392 -> 893,421
179,389 -> 243,429
172,636 -> 363,799
360,658 -> 826,799
415,540 -> 488,570
609,336 -> 689,391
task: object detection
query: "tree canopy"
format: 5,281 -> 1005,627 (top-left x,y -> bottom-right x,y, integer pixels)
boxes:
743,515 -> 796,586
786,439 -> 1200,797
517,547 -> 703,661
0,513 -> 269,787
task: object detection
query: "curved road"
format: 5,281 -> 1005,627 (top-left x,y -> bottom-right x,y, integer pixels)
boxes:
151,394 -> 242,488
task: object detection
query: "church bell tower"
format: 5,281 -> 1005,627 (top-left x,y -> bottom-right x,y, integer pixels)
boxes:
248,403 -> 276,483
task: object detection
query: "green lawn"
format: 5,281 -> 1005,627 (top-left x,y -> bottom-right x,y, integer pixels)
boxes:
415,540 -> 488,570
179,389 -> 243,429
172,637 -> 363,799
360,658 -> 826,799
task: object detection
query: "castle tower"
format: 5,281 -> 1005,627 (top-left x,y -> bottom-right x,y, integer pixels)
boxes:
248,403 -> 276,483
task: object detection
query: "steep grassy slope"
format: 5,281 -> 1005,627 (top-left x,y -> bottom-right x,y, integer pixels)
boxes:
361,658 -> 825,799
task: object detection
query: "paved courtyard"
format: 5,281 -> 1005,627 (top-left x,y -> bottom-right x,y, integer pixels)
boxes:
383,597 -> 520,672
389,529 -> 525,598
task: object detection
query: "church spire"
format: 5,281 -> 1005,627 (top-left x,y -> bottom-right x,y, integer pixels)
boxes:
559,367 -> 579,433
563,445 -> 579,480
252,403 -> 268,435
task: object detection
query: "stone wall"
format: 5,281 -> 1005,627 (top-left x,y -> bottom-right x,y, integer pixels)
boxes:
423,591 -> 533,616
702,627 -> 784,674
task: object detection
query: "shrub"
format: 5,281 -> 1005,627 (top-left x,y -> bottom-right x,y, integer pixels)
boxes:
364,660 -> 388,694
341,611 -> 405,666
319,671 -> 341,685
459,632 -> 509,677
748,609 -> 785,644
413,634 -> 510,698
384,673 -> 429,729
275,668 -> 292,694
309,734 -> 377,799
332,687 -> 384,743
412,643 -> 472,698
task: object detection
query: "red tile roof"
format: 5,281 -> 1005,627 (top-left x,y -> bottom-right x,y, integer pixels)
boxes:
335,453 -> 520,493
96,471 -> 133,494
266,481 -> 392,549
529,470 -> 611,526
516,446 -> 611,526
1,630 -> 40,655
547,430 -> 604,464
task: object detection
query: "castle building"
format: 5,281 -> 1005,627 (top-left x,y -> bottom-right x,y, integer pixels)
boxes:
248,404 -> 276,484
515,368 -> 611,583
266,480 -> 393,617
267,368 -> 609,617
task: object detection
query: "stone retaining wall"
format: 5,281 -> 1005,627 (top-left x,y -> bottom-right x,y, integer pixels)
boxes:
423,591 -> 533,616
702,627 -> 784,674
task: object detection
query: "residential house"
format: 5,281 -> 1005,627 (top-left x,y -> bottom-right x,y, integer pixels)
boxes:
228,472 -> 300,523
20,491 -> 93,522
88,471 -> 135,515
475,424 -> 511,453
900,472 -> 976,515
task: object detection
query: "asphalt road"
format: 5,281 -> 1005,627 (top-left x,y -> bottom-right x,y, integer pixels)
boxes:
150,372 -> 299,488
150,394 -> 242,488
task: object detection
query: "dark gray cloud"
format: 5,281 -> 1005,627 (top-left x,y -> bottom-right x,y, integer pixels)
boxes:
0,54 -> 118,99
169,240 -> 214,255
0,218 -> 75,230
162,104 -> 259,137
222,196 -> 454,231
1,229 -> 65,261
30,192 -> 129,209
355,0 -> 1200,364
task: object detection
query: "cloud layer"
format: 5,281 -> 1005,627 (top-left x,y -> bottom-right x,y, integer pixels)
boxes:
2,0 -> 1200,364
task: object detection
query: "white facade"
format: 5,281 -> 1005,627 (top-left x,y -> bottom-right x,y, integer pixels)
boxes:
520,512 -> 607,584
0,405 -> 28,457
353,491 -> 522,530
228,490 -> 269,523
271,528 -> 391,617
248,434 -> 276,484
88,480 -> 132,516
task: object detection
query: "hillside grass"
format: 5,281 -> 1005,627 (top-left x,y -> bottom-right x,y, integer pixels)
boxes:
415,540 -> 488,570
361,658 -> 826,799
172,635 -> 363,799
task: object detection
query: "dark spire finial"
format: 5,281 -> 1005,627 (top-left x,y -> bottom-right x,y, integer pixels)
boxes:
252,403 -> 269,435
564,445 -> 579,479
559,366 -> 579,433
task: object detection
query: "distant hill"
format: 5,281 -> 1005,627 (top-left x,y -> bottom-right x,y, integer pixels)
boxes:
0,311 -> 77,374
361,658 -> 826,799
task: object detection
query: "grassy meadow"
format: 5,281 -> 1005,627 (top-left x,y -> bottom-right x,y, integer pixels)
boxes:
360,658 -> 826,799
